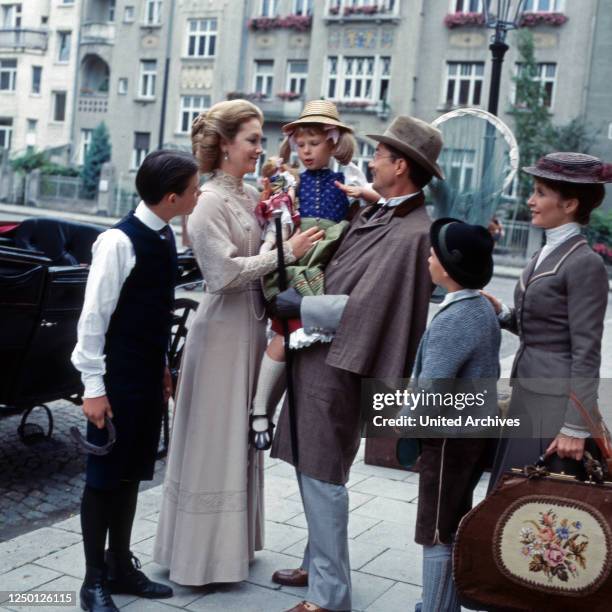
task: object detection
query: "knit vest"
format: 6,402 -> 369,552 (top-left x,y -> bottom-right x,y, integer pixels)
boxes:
104,211 -> 177,392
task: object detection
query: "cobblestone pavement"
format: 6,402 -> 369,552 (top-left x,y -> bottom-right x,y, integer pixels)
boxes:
0,399 -> 167,542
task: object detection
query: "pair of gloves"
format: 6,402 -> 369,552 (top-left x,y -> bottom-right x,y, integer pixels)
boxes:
270,287 -> 303,320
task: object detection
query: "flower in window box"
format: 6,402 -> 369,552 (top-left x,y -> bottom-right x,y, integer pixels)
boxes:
444,12 -> 486,28
279,14 -> 312,31
519,12 -> 568,27
276,91 -> 301,101
329,6 -> 339,15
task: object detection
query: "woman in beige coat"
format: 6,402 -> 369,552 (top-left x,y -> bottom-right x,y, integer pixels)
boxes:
153,100 -> 321,586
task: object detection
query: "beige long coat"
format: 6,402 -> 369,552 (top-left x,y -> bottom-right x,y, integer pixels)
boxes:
153,171 -> 294,586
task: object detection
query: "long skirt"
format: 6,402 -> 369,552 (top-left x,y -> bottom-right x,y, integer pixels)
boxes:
153,288 -> 265,585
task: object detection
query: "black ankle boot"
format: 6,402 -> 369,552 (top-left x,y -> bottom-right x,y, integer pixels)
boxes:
105,550 -> 173,599
80,566 -> 119,612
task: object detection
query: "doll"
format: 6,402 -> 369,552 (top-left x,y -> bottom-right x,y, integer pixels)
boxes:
254,157 -> 301,253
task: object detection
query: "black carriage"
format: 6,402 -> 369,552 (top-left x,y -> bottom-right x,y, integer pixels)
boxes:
0,217 -> 200,451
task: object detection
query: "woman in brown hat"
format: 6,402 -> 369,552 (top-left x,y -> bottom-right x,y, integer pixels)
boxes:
483,152 -> 612,488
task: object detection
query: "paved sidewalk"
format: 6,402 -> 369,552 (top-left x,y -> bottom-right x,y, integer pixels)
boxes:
0,443 -> 490,612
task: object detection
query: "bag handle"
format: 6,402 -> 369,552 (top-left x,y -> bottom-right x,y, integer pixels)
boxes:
527,451 -> 606,484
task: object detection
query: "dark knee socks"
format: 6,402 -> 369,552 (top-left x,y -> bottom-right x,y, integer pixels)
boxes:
81,485 -> 111,570
81,481 -> 140,571
108,481 -> 139,554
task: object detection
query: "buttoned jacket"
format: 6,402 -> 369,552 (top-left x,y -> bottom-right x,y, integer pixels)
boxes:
503,234 -> 608,431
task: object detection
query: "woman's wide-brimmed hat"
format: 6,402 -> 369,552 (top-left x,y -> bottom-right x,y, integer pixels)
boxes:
523,152 -> 612,184
430,217 -> 494,290
282,100 -> 353,134
367,116 -> 445,180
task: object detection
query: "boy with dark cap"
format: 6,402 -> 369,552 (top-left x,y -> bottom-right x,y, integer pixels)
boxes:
411,218 -> 501,612
71,149 -> 200,612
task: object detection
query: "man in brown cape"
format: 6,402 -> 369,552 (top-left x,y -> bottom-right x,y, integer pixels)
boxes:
270,116 -> 444,612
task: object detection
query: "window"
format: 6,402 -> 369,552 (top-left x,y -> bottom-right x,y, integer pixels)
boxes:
445,62 -> 484,106
514,62 -> 556,107
286,60 -> 307,95
1,4 -> 21,28
52,91 -> 67,121
26,118 -> 37,149
523,0 -> 563,11
79,128 -> 93,164
124,5 -> 135,22
139,60 -> 156,97
254,60 -> 274,97
31,65 -> 42,94
108,0 -> 116,21
294,0 -> 313,15
259,0 -> 278,17
144,0 -> 162,25
325,55 -> 390,103
439,148 -> 476,192
186,18 -> 217,58
179,95 -> 210,133
57,31 -> 71,62
0,59 -> 17,91
132,132 -> 150,169
452,0 -> 483,12
0,118 -> 13,150
118,77 -> 128,94
355,139 -> 375,181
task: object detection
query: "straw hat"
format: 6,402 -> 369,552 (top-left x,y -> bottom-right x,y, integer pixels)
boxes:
523,152 -> 612,184
367,116 -> 444,180
282,100 -> 353,133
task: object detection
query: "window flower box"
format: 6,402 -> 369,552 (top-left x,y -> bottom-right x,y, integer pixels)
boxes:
276,91 -> 301,101
444,12 -> 485,28
226,91 -> 267,101
248,14 -> 312,32
519,12 -> 568,27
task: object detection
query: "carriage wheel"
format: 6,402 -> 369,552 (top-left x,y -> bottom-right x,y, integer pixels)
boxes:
157,298 -> 199,459
17,404 -> 54,445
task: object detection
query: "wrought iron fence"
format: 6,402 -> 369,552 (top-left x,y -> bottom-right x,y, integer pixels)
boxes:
496,219 -> 531,257
39,175 -> 89,201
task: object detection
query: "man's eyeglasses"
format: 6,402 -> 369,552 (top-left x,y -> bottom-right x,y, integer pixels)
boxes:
372,151 -> 396,161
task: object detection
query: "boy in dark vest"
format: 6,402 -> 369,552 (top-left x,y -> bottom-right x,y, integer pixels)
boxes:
72,150 -> 200,612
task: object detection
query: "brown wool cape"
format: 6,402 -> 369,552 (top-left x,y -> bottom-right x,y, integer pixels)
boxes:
271,193 -> 433,484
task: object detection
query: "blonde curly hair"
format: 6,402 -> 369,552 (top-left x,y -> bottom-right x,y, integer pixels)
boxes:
279,124 -> 355,166
191,99 -> 264,173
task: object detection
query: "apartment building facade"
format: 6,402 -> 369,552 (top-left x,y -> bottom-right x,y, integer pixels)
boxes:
0,0 -> 81,156
2,0 -> 611,207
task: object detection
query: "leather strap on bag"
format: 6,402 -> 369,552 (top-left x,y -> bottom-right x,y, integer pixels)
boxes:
569,390 -> 612,473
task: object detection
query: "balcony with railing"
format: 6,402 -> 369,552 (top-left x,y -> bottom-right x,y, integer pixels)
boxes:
0,28 -> 48,51
227,92 -> 304,121
81,22 -> 116,45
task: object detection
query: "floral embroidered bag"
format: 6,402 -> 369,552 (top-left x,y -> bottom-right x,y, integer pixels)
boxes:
454,456 -> 612,611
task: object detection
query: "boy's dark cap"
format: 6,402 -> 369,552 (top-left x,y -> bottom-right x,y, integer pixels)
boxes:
430,217 -> 494,289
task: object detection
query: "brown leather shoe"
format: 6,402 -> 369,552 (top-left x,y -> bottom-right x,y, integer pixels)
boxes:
284,602 -> 330,612
272,567 -> 308,587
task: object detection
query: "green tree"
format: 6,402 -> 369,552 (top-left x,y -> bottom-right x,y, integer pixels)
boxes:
10,149 -> 79,176
81,122 -> 111,199
546,117 -> 599,154
508,29 -> 553,205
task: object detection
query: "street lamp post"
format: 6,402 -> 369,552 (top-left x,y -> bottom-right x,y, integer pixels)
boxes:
483,0 -> 527,116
